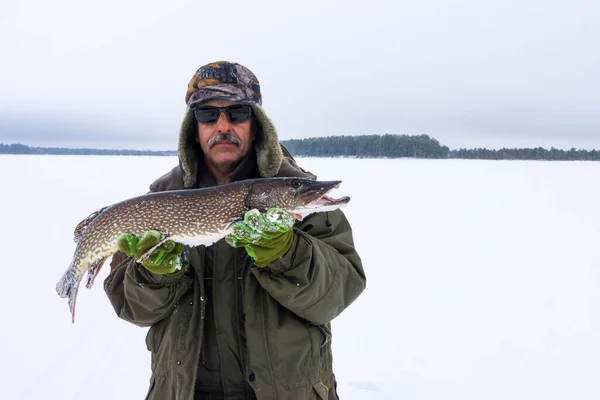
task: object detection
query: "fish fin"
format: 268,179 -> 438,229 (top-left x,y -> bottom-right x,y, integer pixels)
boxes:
55,268 -> 73,299
138,236 -> 171,262
69,282 -> 80,324
55,267 -> 81,324
85,256 -> 109,289
74,206 -> 110,243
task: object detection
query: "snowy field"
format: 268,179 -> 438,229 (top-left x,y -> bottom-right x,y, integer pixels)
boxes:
1,155 -> 599,400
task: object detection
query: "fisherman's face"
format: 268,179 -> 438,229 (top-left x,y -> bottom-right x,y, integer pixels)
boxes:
195,100 -> 254,170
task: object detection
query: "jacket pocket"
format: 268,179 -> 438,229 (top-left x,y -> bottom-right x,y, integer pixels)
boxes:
312,380 -> 329,400
145,319 -> 167,352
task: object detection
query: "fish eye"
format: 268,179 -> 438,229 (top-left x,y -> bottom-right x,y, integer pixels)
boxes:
291,179 -> 302,188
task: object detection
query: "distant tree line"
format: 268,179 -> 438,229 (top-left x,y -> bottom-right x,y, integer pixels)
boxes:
280,135 -> 600,161
0,143 -> 176,156
448,147 -> 600,161
2,135 -> 600,161
281,134 -> 450,158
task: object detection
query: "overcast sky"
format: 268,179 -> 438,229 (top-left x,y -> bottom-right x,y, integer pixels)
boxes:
1,0 -> 598,150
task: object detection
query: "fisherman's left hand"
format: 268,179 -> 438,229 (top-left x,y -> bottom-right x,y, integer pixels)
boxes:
226,208 -> 296,268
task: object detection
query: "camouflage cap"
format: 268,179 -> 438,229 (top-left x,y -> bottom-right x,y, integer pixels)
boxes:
185,61 -> 262,108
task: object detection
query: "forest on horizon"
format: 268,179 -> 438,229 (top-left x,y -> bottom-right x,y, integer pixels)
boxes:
1,134 -> 599,161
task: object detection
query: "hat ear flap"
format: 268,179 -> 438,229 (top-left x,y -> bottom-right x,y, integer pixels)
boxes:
178,109 -> 202,188
250,104 -> 283,178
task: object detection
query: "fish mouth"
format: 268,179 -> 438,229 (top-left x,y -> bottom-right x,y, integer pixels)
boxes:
310,188 -> 351,207
296,180 -> 350,214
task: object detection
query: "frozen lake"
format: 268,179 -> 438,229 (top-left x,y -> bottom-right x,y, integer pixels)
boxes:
1,155 -> 599,399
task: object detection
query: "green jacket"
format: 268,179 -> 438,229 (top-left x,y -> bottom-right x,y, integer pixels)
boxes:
103,152 -> 366,399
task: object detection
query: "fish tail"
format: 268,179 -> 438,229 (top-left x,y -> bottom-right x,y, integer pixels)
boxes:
68,282 -> 80,324
55,264 -> 81,323
56,267 -> 74,299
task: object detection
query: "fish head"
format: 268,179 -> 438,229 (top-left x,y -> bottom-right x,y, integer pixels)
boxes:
246,178 -> 350,218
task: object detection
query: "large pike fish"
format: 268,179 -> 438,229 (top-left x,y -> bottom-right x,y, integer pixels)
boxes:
56,177 -> 350,322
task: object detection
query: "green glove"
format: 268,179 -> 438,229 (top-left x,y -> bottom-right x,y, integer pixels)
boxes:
116,230 -> 186,276
226,208 -> 295,268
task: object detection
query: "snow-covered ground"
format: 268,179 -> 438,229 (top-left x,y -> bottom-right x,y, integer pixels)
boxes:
1,155 -> 599,399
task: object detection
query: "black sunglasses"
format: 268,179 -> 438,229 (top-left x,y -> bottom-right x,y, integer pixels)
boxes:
193,104 -> 252,124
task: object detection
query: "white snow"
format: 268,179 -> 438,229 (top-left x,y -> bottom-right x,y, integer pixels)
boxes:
1,155 -> 599,399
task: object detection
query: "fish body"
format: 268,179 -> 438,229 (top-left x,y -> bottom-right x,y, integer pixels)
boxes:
56,177 -> 350,322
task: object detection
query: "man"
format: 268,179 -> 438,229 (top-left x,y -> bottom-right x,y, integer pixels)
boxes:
104,61 -> 366,400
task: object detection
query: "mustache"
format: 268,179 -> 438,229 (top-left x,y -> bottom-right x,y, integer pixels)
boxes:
208,133 -> 241,148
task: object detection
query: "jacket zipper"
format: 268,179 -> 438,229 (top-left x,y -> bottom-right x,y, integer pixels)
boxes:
235,253 -> 249,396
261,290 -> 276,398
189,246 -> 206,400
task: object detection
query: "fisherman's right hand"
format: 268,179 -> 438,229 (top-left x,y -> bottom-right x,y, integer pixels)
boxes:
116,231 -> 187,276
